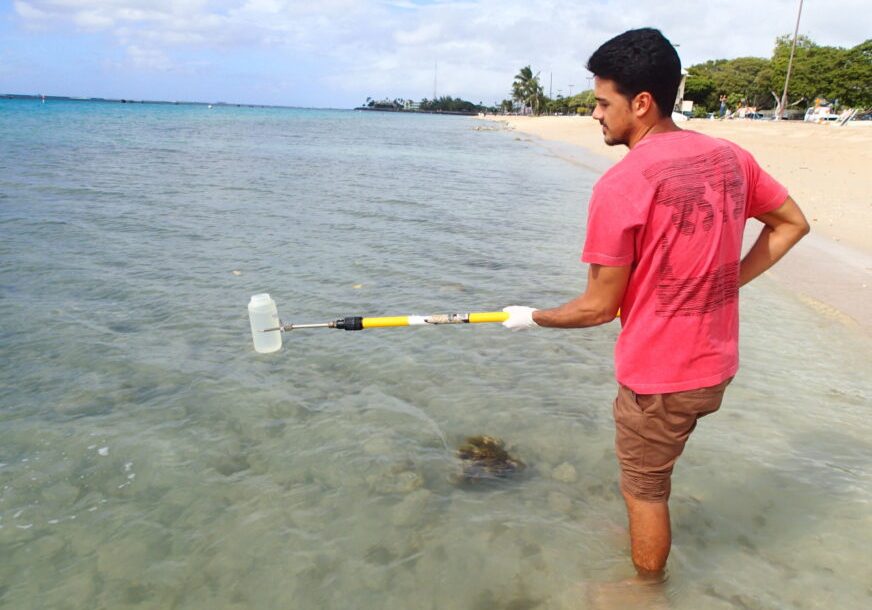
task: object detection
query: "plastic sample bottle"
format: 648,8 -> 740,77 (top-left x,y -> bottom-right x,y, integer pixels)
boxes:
248,293 -> 282,353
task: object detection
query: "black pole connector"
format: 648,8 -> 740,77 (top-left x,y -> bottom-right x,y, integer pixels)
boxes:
334,316 -> 364,331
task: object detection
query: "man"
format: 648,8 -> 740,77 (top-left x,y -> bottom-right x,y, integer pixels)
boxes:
501,28 -> 809,580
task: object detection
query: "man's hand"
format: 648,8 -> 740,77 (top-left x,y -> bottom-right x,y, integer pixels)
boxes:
502,306 -> 539,331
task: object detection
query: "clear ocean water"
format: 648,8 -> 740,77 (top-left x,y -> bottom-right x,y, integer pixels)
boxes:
0,99 -> 869,609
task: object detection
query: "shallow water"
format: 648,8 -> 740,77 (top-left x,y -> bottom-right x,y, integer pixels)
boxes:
1,100 -> 870,609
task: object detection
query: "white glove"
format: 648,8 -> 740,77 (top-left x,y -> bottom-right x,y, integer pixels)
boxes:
502,306 -> 539,331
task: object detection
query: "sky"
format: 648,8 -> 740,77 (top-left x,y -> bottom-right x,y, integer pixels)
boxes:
1,0 -> 869,108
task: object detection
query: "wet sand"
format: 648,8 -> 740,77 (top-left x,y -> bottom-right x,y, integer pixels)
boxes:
482,115 -> 872,333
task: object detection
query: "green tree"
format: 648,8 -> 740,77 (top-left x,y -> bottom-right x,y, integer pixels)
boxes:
683,74 -> 715,109
544,94 -> 571,115
770,35 -> 872,109
770,35 -> 823,106
512,66 -> 545,115
565,90 -> 595,115
685,57 -> 771,111
418,96 -> 482,113
839,40 -> 872,107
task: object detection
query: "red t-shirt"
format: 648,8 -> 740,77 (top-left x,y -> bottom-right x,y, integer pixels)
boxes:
582,130 -> 788,393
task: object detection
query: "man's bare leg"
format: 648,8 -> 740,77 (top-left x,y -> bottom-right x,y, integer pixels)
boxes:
581,491 -> 671,608
622,489 -> 670,579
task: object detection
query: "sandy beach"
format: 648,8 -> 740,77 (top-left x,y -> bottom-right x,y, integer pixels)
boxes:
483,115 -> 872,333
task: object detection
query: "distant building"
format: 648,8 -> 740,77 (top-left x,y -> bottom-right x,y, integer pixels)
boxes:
404,100 -> 421,111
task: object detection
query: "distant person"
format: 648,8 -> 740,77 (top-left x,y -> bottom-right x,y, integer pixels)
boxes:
501,28 -> 809,584
719,94 -> 728,116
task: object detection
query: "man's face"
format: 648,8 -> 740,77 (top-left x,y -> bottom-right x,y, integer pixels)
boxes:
592,77 -> 635,147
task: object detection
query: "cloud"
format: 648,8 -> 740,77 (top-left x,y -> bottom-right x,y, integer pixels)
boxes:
394,22 -> 442,46
13,1 -> 50,21
10,0 -> 870,105
125,45 -> 174,71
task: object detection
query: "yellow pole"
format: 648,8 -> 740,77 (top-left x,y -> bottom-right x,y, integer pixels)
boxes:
360,311 -> 509,329
361,316 -> 412,328
359,310 -> 618,329
468,312 -> 510,324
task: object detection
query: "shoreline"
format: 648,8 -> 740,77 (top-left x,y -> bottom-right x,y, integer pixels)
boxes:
480,115 -> 871,334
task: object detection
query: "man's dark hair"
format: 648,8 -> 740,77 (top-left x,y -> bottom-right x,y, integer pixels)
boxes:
586,28 -> 682,118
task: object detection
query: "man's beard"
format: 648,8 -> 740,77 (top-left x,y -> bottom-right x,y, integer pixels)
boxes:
601,122 -> 629,147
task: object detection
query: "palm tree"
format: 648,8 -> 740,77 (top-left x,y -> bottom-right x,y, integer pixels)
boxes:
513,66 -> 545,115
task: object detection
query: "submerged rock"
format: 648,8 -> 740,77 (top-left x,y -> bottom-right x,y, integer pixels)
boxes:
551,462 -> 578,483
453,435 -> 525,485
366,460 -> 424,494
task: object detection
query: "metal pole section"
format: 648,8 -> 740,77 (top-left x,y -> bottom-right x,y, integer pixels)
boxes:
778,0 -> 804,120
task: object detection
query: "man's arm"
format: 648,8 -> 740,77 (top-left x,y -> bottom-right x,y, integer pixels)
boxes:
739,196 -> 810,287
532,263 -> 631,328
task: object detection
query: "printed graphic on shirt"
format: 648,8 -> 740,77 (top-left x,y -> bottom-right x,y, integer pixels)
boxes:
644,146 -> 745,318
657,236 -> 739,316
643,146 -> 746,235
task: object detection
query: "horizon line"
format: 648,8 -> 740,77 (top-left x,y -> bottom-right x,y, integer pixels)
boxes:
0,92 -> 354,112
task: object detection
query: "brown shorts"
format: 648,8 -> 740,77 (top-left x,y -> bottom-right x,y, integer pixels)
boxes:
613,378 -> 732,502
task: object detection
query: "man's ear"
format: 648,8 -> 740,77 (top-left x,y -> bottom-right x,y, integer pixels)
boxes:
632,92 -> 656,118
